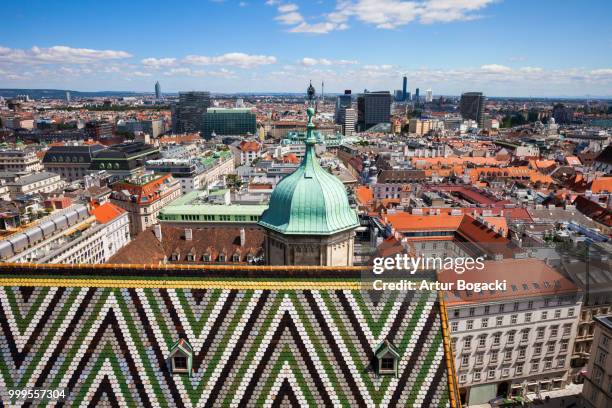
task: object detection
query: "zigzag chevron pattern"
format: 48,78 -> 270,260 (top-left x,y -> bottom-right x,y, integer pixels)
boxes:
0,286 -> 451,407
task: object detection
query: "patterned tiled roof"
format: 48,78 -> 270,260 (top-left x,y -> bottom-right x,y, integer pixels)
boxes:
0,264 -> 458,407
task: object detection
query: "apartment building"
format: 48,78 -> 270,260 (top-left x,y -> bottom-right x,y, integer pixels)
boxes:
582,315 -> 612,408
0,203 -> 130,264
238,141 -> 261,165
6,172 -> 64,198
0,149 -> 43,172
440,259 -> 581,406
110,173 -> 181,236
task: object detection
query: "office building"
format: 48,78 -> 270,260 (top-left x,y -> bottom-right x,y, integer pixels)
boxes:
155,81 -> 161,99
336,107 -> 356,136
201,108 -> 256,139
426,89 -> 433,103
414,88 -> 420,104
65,91 -> 71,102
460,92 -> 486,127
552,103 -> 573,124
42,144 -> 107,182
172,91 -> 211,134
394,90 -> 404,102
582,315 -> 612,408
442,259 -> 581,406
334,90 -> 352,124
402,76 -> 408,101
84,120 -> 113,139
357,91 -> 391,131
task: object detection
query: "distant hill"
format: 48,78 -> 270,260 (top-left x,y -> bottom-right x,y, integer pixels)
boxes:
0,89 -> 150,99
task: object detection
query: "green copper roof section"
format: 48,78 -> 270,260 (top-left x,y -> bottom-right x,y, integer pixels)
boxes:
258,107 -> 359,235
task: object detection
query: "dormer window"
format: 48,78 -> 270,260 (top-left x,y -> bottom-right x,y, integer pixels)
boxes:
203,253 -> 211,262
187,252 -> 195,262
374,339 -> 400,377
232,253 -> 240,262
218,253 -> 226,262
171,251 -> 180,261
169,339 -> 193,376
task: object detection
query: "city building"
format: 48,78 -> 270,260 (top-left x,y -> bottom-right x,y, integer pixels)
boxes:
357,91 -> 391,131
158,190 -> 267,227
0,149 -> 43,172
426,89 -> 433,103
460,92 -> 486,128
336,106 -> 356,136
119,119 -> 164,138
145,150 -> 234,194
334,90 -> 352,123
6,172 -> 64,198
42,144 -> 106,182
552,103 -> 573,125
155,80 -> 161,99
84,120 -> 113,139
441,259 -> 581,406
238,140 -> 262,166
201,108 -> 256,139
172,91 -> 211,134
0,203 -> 130,264
402,76 -> 408,101
110,173 -> 181,236
582,315 -> 612,408
90,142 -> 161,182
258,108 -> 359,266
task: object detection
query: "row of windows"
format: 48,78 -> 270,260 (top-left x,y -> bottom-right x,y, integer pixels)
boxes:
452,310 -> 574,331
454,327 -> 572,350
453,300 -> 575,318
176,214 -> 260,222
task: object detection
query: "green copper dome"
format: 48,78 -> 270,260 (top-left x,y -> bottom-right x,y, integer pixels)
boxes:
259,108 -> 359,235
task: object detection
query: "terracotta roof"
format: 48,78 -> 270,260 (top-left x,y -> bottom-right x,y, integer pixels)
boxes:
354,186 -> 374,206
109,225 -> 265,264
590,177 -> 612,193
238,141 -> 260,152
386,213 -> 464,232
574,195 -> 612,227
112,174 -> 174,205
439,258 -> 579,305
91,202 -> 125,224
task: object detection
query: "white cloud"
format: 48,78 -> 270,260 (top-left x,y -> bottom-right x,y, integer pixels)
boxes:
163,67 -> 235,78
141,57 -> 177,67
0,45 -> 131,63
132,71 -> 153,77
300,57 -> 357,66
590,68 -> 612,77
520,66 -> 543,73
481,64 -> 512,73
183,52 -> 276,68
269,0 -> 497,34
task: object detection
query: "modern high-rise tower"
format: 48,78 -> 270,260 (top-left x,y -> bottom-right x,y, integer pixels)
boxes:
414,88 -> 420,104
172,91 -> 211,134
402,76 -> 407,101
459,92 -> 486,127
357,91 -> 392,131
425,89 -> 433,103
155,81 -> 161,99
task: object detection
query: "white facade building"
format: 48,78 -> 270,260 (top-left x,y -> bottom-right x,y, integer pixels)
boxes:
441,259 -> 581,406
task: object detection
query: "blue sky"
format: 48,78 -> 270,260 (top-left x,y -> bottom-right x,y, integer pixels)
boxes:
1,0 -> 611,96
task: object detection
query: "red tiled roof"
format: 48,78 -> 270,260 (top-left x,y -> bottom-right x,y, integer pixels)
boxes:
91,202 -> 126,224
439,258 -> 579,305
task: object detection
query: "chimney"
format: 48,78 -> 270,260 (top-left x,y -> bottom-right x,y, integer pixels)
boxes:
185,228 -> 192,241
240,228 -> 246,247
153,224 -> 162,242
